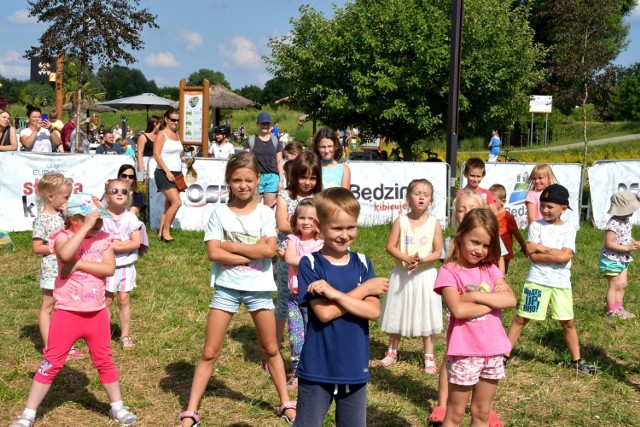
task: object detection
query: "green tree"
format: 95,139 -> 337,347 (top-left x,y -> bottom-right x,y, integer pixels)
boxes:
25,0 -> 158,115
186,69 -> 230,88
268,0 -> 543,159
158,86 -> 179,100
612,62 -> 640,121
236,85 -> 263,103
545,0 -> 629,177
97,66 -> 159,99
260,77 -> 293,106
18,82 -> 55,108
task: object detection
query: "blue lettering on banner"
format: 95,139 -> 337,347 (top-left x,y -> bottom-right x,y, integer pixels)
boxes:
522,288 -> 542,313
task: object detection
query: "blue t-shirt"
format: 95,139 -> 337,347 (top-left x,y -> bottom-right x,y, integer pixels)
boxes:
297,251 -> 375,384
489,135 -> 501,155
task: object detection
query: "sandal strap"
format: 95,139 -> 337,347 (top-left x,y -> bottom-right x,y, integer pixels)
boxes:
10,415 -> 35,427
179,411 -> 200,423
279,400 -> 297,412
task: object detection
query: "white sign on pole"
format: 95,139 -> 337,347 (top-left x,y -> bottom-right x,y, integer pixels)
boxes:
529,95 -> 553,113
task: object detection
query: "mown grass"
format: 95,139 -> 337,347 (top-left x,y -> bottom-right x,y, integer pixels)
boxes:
2,221 -> 640,426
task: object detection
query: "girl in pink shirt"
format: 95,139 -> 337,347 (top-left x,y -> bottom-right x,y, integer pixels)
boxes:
434,208 -> 516,427
524,163 -> 558,226
10,193 -> 137,427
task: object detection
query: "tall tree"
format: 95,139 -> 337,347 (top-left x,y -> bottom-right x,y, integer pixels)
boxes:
98,66 -> 159,99
268,0 -> 544,159
546,0 -> 629,178
261,77 -> 293,106
25,0 -> 158,114
187,69 -> 230,88
236,85 -> 263,103
612,62 -> 640,121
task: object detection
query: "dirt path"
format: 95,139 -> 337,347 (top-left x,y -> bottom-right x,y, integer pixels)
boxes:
514,133 -> 640,152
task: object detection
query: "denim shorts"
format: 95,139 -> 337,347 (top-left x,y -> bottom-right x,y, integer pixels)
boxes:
209,286 -> 274,313
259,173 -> 280,194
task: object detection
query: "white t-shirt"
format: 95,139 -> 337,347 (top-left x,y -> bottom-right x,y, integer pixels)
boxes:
204,204 -> 277,292
526,220 -> 575,289
19,127 -> 53,152
209,142 -> 235,159
101,211 -> 143,266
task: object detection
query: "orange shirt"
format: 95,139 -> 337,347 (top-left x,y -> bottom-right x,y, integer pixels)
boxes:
496,209 -> 518,259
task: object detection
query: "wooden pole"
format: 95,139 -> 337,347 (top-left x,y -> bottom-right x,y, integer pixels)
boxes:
55,54 -> 64,119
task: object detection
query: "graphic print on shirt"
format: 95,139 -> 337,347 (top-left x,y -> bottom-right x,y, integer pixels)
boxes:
223,230 -> 263,272
464,282 -> 491,321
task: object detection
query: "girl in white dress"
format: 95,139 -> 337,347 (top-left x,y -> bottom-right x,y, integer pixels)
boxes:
377,178 -> 443,373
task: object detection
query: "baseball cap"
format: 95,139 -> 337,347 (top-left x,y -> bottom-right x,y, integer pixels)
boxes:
608,190 -> 640,216
256,111 -> 272,124
66,193 -> 112,219
540,184 -> 572,209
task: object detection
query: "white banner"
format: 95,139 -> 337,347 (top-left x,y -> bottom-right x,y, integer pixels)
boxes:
587,160 -> 640,229
460,162 -> 583,230
148,159 -> 451,230
0,152 -> 135,231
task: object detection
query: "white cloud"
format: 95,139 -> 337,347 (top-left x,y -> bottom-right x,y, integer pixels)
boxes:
7,9 -> 35,24
0,50 -> 30,78
631,4 -> 640,21
258,73 -> 271,85
179,31 -> 204,50
219,36 -> 262,69
145,52 -> 179,68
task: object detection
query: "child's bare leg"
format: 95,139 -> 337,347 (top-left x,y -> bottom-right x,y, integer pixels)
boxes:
469,378 -> 498,427
560,319 -> 581,361
506,315 -> 529,357
105,291 -> 115,309
117,292 -> 131,339
437,360 -> 448,406
378,333 -> 400,366
423,334 -> 434,355
251,309 -> 295,421
442,383 -> 472,427
24,380 -> 52,412
423,334 -> 436,373
616,270 -> 628,306
102,381 -> 122,403
605,274 -> 620,312
276,318 -> 286,349
182,309 -> 233,426
39,290 -> 54,349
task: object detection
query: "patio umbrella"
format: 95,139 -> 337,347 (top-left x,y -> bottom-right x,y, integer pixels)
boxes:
99,93 -> 175,120
63,100 -> 117,118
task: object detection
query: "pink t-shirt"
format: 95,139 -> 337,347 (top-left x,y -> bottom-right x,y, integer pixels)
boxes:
434,263 -> 511,357
287,234 -> 324,294
457,187 -> 495,206
525,190 -> 542,221
49,229 -> 113,312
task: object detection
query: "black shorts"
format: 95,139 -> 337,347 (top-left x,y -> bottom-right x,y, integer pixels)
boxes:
154,169 -> 183,193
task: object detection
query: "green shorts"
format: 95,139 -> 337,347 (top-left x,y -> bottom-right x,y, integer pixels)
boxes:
598,253 -> 629,276
516,281 -> 574,321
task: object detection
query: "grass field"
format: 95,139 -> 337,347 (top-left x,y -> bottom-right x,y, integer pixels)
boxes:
2,220 -> 640,426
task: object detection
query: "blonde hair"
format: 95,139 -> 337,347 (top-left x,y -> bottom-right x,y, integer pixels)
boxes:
446,208 -> 501,266
315,187 -> 360,224
527,163 -> 558,190
36,172 -> 72,211
489,183 -> 506,201
452,190 -> 486,228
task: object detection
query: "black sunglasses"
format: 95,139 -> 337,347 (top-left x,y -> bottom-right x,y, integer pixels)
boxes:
168,118 -> 179,123
109,188 -> 129,195
120,173 -> 135,179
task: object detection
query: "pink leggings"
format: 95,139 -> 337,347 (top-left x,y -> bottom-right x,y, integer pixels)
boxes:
35,308 -> 118,385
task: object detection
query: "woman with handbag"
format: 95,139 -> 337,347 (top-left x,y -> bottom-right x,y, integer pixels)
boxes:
153,108 -> 185,243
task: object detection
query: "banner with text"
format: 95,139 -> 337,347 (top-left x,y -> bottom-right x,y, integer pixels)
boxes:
460,162 -> 583,230
0,153 -> 135,231
587,160 -> 640,229
147,159 -> 451,230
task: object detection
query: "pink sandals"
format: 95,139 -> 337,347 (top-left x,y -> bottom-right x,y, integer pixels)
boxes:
377,350 -> 398,368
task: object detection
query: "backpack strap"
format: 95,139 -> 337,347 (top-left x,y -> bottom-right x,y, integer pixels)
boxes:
248,134 -> 279,151
248,135 -> 256,150
271,134 -> 279,150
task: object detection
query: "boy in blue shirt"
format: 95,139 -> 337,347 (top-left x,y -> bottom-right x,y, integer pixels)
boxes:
295,188 -> 389,427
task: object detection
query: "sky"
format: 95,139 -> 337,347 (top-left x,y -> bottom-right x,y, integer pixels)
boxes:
0,0 -> 638,91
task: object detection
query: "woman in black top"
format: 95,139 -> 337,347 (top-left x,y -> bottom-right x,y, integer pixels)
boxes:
117,164 -> 147,215
136,115 -> 160,177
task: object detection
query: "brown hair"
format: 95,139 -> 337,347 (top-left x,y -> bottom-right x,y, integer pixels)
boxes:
489,183 -> 506,201
290,198 -> 320,239
283,141 -> 305,158
225,152 -> 260,202
145,115 -> 160,133
158,108 -> 180,132
446,208 -> 501,266
312,127 -> 344,162
463,157 -> 486,176
36,172 -> 72,211
117,164 -> 139,192
315,187 -> 360,224
286,151 -> 323,198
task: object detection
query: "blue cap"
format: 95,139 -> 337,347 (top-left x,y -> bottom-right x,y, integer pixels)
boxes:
66,193 -> 112,219
256,111 -> 272,124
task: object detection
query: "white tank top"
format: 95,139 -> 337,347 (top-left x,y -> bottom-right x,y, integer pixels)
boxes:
157,130 -> 183,171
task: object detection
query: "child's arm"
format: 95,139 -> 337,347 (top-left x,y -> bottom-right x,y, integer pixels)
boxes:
110,229 -> 141,253
385,218 -> 413,266
207,239 -> 254,264
604,230 -> 637,252
283,240 -> 301,267
61,247 -> 116,279
410,219 -> 444,270
528,246 -> 573,264
441,287 -> 494,320
32,238 -> 51,255
308,277 -> 389,322
275,195 -> 292,235
487,202 -> 498,216
460,279 -> 517,309
525,202 -> 537,225
513,228 -> 528,257
219,236 -> 276,260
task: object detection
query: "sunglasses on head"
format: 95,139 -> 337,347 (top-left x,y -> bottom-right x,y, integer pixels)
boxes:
109,188 -> 129,195
120,173 -> 135,179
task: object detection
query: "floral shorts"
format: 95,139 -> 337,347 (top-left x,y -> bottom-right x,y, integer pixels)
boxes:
446,355 -> 505,386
